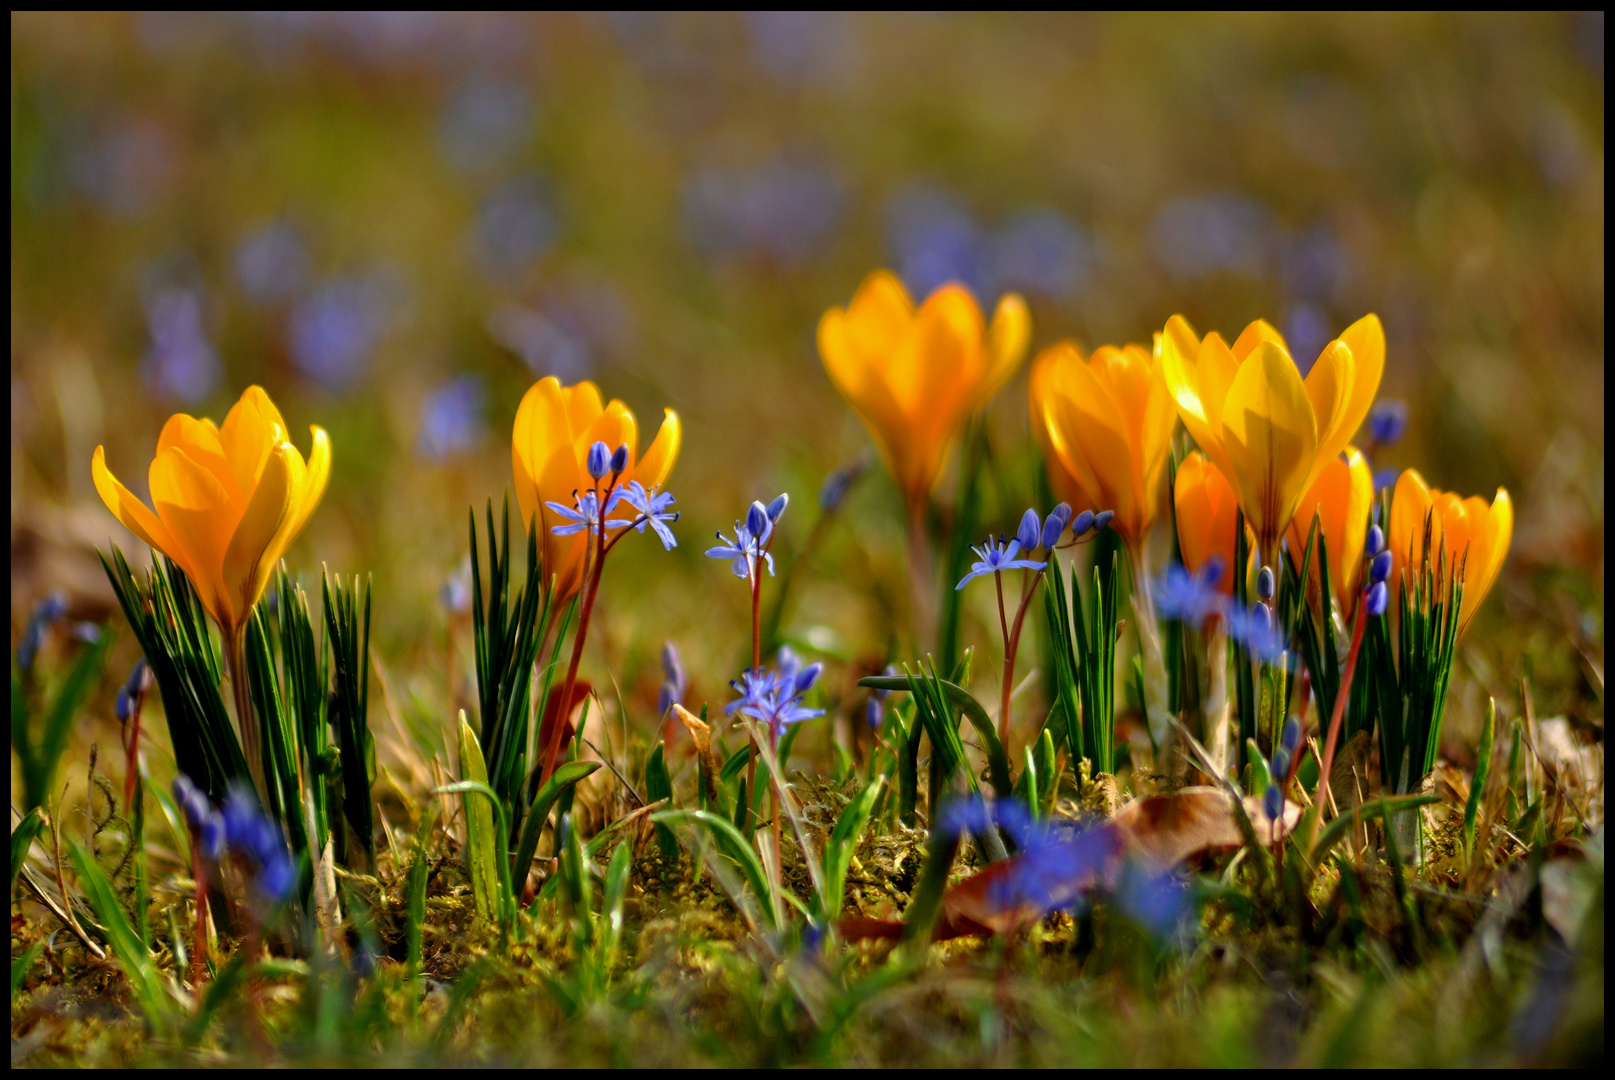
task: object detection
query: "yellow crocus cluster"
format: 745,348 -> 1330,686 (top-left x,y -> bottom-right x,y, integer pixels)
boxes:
512,376 -> 681,601
1388,470 -> 1513,634
92,386 -> 330,640
818,271 -> 1030,510
1159,314 -> 1385,559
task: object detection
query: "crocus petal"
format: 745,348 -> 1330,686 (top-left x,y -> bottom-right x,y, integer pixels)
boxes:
92,446 -> 183,562
286,425 -> 331,541
634,409 -> 682,490
983,292 -> 1032,397
150,444 -> 240,627
1300,340 -> 1357,490
219,385 -> 288,498
1335,314 -> 1385,451
158,413 -> 244,510
1218,341 -> 1318,549
1388,468 -> 1433,592
223,441 -> 296,625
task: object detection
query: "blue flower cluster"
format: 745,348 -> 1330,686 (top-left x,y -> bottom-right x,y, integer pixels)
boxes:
545,441 -> 680,551
1364,524 -> 1392,617
724,646 -> 824,739
172,775 -> 296,902
706,494 -> 787,579
1261,715 -> 1305,821
1154,557 -> 1287,662
955,504 -> 1112,590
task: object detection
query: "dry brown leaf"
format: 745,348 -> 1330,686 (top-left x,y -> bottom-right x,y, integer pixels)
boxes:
673,704 -> 719,804
1111,786 -> 1301,865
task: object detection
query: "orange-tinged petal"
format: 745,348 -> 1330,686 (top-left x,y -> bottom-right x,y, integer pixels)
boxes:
634,409 -> 682,490
158,414 -> 243,510
223,440 -> 296,625
1174,451 -> 1239,592
1457,488 -> 1511,631
818,305 -> 913,480
1219,342 -> 1317,549
287,425 -> 331,541
220,386 -> 288,497
844,270 -> 915,360
1335,314 -> 1385,450
563,380 -> 605,433
149,445 -> 239,627
1230,319 -> 1288,362
1287,446 -> 1372,614
92,445 -> 183,561
583,401 -> 638,470
1301,341 -> 1356,486
1388,468 -> 1433,592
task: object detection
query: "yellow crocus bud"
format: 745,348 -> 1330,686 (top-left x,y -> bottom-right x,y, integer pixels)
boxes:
1029,340 -> 1176,549
1285,445 -> 1373,617
1388,469 -> 1512,634
92,386 -> 330,640
818,270 -> 1030,510
1159,313 -> 1384,560
1174,451 -> 1241,594
512,376 -> 681,601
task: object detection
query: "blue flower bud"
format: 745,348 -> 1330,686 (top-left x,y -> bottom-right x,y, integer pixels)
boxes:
1201,555 -> 1225,588
200,811 -> 226,862
658,681 -> 677,717
1281,715 -> 1302,755
1264,783 -> 1284,821
1365,580 -> 1389,617
115,688 -> 133,723
865,697 -> 883,731
1041,504 -> 1071,549
1271,748 -> 1290,781
610,443 -> 629,475
172,774 -> 203,828
1016,509 -> 1042,552
1370,550 -> 1393,585
1070,509 -> 1095,538
1253,602 -> 1272,635
767,493 -> 789,521
72,622 -> 101,644
1366,524 -> 1384,558
1257,566 -> 1275,601
661,641 -> 684,689
795,662 -> 823,694
1368,399 -> 1408,446
38,591 -> 68,623
746,501 -> 769,539
586,441 -> 611,480
126,658 -> 150,695
1093,510 -> 1114,531
819,463 -> 859,512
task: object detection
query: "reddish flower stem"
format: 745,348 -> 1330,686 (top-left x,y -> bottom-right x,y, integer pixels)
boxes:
190,837 -> 209,998
1307,599 -> 1369,850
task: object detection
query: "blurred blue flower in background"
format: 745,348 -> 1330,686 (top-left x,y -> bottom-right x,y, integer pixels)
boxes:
473,175 -> 558,278
684,159 -> 846,265
989,208 -> 1090,299
1284,225 -> 1352,301
440,76 -> 533,173
745,11 -> 852,85
289,272 -> 397,392
69,118 -> 176,219
1152,194 -> 1275,280
489,283 -> 632,380
142,287 -> 221,404
887,182 -> 988,298
234,220 -> 309,306
1283,303 -> 1330,376
417,375 -> 486,462
1112,861 -> 1194,943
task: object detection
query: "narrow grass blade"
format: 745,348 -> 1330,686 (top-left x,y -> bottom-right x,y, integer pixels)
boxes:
653,809 -> 778,930
510,759 -> 601,891
67,840 -> 174,1034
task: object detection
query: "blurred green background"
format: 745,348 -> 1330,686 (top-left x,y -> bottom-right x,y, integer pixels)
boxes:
10,12 -> 1604,750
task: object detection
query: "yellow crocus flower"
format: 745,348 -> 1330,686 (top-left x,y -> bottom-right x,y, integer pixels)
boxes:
1174,451 -> 1242,594
1029,340 -> 1176,549
92,386 -> 330,640
1387,469 -> 1512,634
818,270 -> 1030,510
512,376 -> 681,601
1285,445 -> 1374,617
1159,313 -> 1384,560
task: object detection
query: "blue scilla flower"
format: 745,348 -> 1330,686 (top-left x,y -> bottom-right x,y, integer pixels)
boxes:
1364,580 -> 1390,618
1368,399 -> 1408,446
586,441 -> 612,481
172,773 -> 209,831
220,783 -> 296,902
1041,503 -> 1073,550
1366,523 -> 1385,558
706,510 -> 775,579
658,640 -> 687,717
1153,560 -> 1226,629
607,481 -> 680,550
1264,782 -> 1285,822
725,648 -> 825,739
1016,509 -> 1043,552
546,489 -> 605,537
818,457 -> 867,512
417,375 -> 486,463
1112,862 -> 1194,942
1369,549 -> 1393,586
955,536 -> 1047,590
